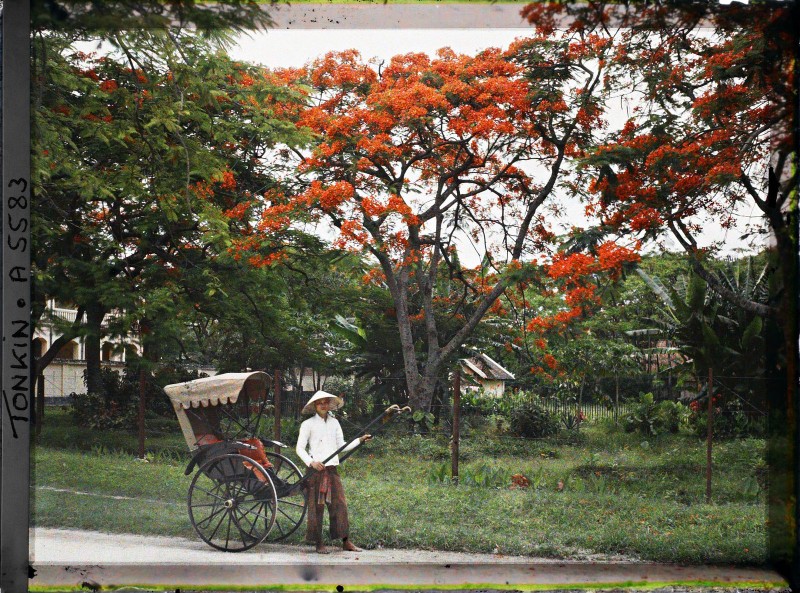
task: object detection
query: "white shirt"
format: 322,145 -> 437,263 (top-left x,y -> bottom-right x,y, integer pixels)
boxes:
295,413 -> 360,468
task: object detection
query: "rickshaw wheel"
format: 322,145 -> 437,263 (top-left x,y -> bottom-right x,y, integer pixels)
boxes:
263,452 -> 308,542
188,453 -> 277,552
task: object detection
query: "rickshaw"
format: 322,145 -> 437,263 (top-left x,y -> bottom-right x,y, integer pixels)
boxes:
165,371 -> 410,552
165,371 -> 307,552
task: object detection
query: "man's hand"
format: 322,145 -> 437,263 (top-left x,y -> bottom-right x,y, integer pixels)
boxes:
359,434 -> 373,443
310,461 -> 325,471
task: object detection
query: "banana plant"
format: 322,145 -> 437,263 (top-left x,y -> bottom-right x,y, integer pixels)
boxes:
635,256 -> 768,383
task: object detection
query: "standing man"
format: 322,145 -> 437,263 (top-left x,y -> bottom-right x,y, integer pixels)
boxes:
296,390 -> 372,554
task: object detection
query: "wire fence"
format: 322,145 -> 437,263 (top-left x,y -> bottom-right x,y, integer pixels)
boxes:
42,368 -> 771,447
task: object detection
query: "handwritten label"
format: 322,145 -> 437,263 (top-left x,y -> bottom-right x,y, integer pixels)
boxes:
5,176 -> 31,438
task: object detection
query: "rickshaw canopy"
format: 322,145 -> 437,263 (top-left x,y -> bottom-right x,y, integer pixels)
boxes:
164,371 -> 270,450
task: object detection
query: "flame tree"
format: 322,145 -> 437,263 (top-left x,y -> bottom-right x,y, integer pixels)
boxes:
258,37 -> 641,411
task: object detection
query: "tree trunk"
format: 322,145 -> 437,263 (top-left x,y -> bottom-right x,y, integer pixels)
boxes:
408,372 -> 440,412
85,302 -> 106,397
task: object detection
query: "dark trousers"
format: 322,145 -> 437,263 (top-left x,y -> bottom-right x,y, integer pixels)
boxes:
304,466 -> 350,544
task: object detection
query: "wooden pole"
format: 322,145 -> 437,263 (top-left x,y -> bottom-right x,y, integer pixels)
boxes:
706,367 -> 713,503
138,367 -> 146,460
36,373 -> 45,436
273,369 -> 282,453
451,370 -> 460,483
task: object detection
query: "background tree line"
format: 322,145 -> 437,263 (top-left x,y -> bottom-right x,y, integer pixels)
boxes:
31,1 -> 791,424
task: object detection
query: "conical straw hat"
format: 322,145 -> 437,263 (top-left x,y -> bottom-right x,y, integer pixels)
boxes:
302,390 -> 344,415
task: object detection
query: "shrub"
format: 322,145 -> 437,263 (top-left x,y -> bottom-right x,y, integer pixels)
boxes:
485,413 -> 511,436
688,396 -> 765,438
623,392 -> 659,435
559,410 -> 582,431
623,393 -> 691,436
460,388 -> 504,417
509,400 -> 559,439
325,376 -> 376,419
70,390 -> 138,430
70,364 -> 209,430
655,400 -> 689,433
459,464 -> 507,488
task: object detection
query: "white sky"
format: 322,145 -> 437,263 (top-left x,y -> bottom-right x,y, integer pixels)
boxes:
224,29 -> 766,264
228,29 -> 532,68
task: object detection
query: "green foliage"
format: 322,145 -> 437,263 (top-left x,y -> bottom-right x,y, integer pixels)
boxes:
427,462 -> 507,488
509,400 -> 560,439
70,390 -> 137,431
32,28 -> 317,383
622,392 -> 659,435
623,393 -> 690,436
411,410 -> 436,432
559,410 -> 582,431
325,375 -> 376,419
688,396 -> 765,439
655,400 -> 690,434
458,464 -> 507,488
427,462 -> 452,484
278,418 -> 301,447
460,389 -> 506,417
485,413 -> 511,436
69,365 -> 208,430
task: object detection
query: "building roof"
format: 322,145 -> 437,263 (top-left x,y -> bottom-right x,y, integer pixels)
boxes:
459,353 -> 515,381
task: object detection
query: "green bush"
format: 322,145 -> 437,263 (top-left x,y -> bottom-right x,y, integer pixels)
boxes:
70,390 -> 138,430
460,388 -> 504,417
509,400 -> 559,439
70,365 -> 209,430
623,392 -> 659,435
688,397 -> 765,438
325,376 -> 376,419
655,400 -> 689,433
623,393 -> 690,436
459,463 -> 507,488
485,413 -> 511,436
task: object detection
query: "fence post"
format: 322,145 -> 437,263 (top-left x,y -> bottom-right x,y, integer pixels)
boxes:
451,370 -> 460,484
273,369 -> 282,453
706,367 -> 714,503
138,367 -> 146,460
36,373 -> 45,436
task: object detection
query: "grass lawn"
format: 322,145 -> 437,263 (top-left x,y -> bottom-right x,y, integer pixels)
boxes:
32,408 -> 766,564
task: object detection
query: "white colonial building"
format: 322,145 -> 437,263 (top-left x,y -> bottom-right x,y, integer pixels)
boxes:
33,300 -> 142,399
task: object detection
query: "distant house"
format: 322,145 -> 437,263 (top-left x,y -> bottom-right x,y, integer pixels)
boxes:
459,353 -> 515,397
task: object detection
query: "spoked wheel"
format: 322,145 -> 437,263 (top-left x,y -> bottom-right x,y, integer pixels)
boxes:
263,452 -> 307,542
188,453 -> 277,552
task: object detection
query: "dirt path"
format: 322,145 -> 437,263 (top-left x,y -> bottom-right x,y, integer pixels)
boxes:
30,528 -> 787,591
31,527 -> 601,564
